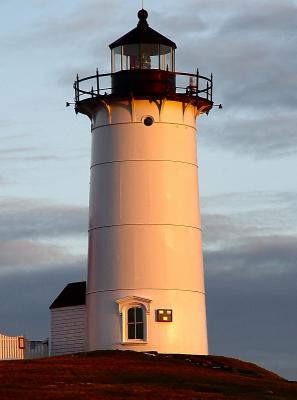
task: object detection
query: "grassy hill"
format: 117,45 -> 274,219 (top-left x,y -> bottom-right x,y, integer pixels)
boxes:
0,351 -> 296,399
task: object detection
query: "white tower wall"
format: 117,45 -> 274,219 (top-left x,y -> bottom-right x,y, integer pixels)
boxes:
86,99 -> 208,354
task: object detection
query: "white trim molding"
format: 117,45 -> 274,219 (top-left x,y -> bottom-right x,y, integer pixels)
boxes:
116,296 -> 152,315
115,296 -> 152,344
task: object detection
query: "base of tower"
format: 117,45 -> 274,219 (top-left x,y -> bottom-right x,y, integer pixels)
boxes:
86,288 -> 208,356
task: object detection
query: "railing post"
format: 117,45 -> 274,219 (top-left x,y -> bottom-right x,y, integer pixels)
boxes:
196,68 -> 199,97
76,74 -> 79,102
210,73 -> 213,102
91,86 -> 94,98
96,68 -> 100,96
206,81 -> 209,100
74,82 -> 77,102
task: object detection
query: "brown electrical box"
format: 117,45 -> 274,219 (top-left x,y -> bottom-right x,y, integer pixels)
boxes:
156,309 -> 173,322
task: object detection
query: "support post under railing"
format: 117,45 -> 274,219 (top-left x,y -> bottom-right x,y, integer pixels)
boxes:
96,68 -> 100,96
74,82 -> 77,102
210,73 -> 213,102
196,68 -> 199,97
76,74 -> 80,102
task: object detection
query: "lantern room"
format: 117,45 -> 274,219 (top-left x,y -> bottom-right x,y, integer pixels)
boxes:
110,9 -> 176,72
109,9 -> 177,97
73,9 -> 213,115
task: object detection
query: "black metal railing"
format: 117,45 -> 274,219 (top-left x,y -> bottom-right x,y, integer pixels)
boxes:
74,68 -> 213,103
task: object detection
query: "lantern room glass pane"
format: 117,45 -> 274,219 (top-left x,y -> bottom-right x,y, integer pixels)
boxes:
113,44 -> 174,71
140,43 -> 159,69
112,46 -> 122,72
160,45 -> 173,71
123,44 -> 140,69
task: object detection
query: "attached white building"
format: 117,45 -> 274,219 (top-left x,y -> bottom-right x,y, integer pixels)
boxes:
49,281 -> 86,356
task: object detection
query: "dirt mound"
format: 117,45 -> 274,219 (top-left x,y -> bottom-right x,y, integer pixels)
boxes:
0,351 -> 296,399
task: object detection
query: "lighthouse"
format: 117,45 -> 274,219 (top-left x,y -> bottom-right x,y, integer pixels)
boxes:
74,9 -> 213,355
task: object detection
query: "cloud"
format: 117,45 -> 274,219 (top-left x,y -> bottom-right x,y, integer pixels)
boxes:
0,198 -> 88,241
205,234 -> 297,275
0,262 -> 86,338
0,146 -> 64,163
220,1 -> 297,34
169,0 -> 297,158
206,259 -> 297,380
201,190 -> 297,379
0,147 -> 37,154
201,191 -> 297,248
1,155 -> 62,162
0,0 -> 126,55
0,240 -> 83,272
0,198 -> 87,341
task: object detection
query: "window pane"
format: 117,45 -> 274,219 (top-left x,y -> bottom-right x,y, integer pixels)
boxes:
141,44 -> 159,69
113,46 -> 122,72
136,323 -> 144,339
123,44 -> 140,69
136,307 -> 143,323
128,308 -> 135,323
128,323 -> 135,339
160,45 -> 173,71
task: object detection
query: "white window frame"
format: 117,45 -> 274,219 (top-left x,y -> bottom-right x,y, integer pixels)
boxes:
116,296 -> 152,345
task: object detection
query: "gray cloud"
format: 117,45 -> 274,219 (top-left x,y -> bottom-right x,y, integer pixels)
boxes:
0,147 -> 37,154
206,259 -> 297,380
201,190 -> 297,379
202,190 -> 297,212
220,1 -> 297,34
0,145 -> 64,163
0,262 -> 86,338
0,133 -> 31,141
169,1 -> 297,158
0,0 -> 124,55
1,155 -> 62,162
0,198 -> 88,241
0,198 -> 87,340
0,239 -> 83,272
206,234 -> 297,275
201,191 -> 297,248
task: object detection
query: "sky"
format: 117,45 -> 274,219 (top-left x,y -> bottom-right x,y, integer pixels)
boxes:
0,0 -> 297,380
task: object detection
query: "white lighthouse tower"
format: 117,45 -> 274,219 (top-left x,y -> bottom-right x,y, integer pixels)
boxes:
74,9 -> 213,355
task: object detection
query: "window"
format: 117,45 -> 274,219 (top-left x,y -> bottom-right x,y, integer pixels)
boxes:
116,296 -> 152,344
128,307 -> 144,339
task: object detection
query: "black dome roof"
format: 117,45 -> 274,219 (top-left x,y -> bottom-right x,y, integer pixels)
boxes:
109,9 -> 177,49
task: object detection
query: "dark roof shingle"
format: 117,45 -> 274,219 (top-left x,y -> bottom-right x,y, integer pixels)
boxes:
49,281 -> 86,309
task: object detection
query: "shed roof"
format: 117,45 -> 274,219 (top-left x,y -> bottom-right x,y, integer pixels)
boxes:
49,281 -> 86,309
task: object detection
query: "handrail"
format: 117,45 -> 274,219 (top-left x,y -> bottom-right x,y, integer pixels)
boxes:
74,69 -> 213,103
